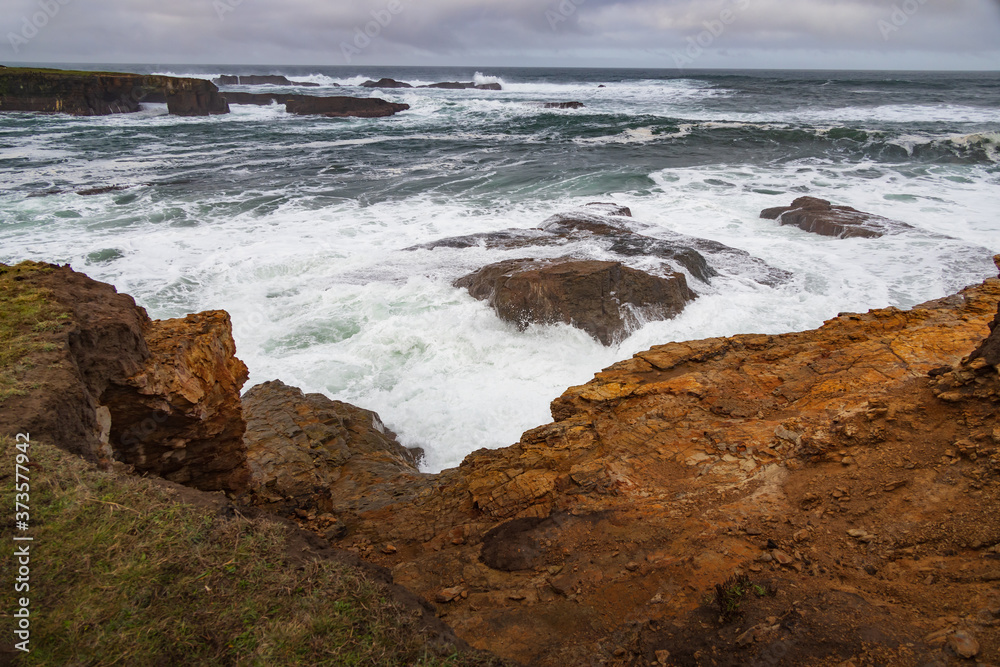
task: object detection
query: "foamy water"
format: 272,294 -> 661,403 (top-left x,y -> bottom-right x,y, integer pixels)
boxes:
2,66 -> 997,471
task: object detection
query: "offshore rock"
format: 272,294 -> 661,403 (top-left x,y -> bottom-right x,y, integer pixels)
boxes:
360,78 -> 413,89
0,262 -> 250,493
213,74 -> 322,86
760,196 -> 912,238
413,202 -> 791,287
283,95 -> 410,118
543,102 -> 585,109
160,78 -> 230,116
242,380 -> 425,514
418,81 -> 503,90
455,257 -> 696,345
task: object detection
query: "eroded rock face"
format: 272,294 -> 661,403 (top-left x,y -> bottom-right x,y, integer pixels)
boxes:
0,67 -> 229,116
102,311 -> 250,492
271,268 -> 1000,666
455,257 -> 696,345
160,78 -> 230,116
242,380 -> 425,513
283,96 -> 410,118
760,196 -> 911,238
0,262 -> 250,493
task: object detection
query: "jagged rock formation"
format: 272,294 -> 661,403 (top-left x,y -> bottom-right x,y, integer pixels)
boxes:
412,203 -> 791,287
0,67 -> 229,116
761,196 -> 913,239
242,380 -> 424,514
0,262 -> 249,492
6,257 -> 1000,664
101,311 -> 250,491
266,268 -> 1000,666
455,257 -> 695,345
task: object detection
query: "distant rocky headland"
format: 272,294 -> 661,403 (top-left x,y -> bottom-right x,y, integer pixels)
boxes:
3,206 -> 999,665
0,66 -> 608,120
0,66 -> 410,118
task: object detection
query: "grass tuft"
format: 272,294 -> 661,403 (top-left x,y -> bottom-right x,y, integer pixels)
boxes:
713,573 -> 772,624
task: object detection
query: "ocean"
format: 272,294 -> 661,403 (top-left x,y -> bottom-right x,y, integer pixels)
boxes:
1,65 -> 998,472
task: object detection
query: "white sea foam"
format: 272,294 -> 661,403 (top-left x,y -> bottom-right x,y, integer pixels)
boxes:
2,72 -> 997,474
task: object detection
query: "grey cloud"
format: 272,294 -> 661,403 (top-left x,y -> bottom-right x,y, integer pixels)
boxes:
3,0 -> 997,68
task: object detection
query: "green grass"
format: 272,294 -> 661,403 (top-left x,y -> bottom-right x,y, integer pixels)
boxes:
1,437 -> 506,666
0,263 -> 67,404
713,573 -> 772,624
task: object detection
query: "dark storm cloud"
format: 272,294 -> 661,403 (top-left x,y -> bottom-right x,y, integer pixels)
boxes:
3,0 -> 998,68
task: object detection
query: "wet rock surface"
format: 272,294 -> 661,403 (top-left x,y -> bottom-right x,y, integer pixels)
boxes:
242,379 -> 425,514
761,196 -> 913,239
411,202 -> 792,287
454,257 -> 696,345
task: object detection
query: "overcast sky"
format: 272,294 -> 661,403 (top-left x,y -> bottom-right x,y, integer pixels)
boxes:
4,0 -> 1000,70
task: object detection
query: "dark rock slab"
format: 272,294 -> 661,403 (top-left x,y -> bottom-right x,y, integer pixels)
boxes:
222,91 -> 282,105
214,74 -> 323,87
360,77 -> 413,89
761,196 -> 911,239
420,81 -> 476,89
418,81 -> 503,91
454,257 -> 696,345
222,92 -> 408,117
243,380 -> 425,513
543,102 -> 585,109
284,95 -> 409,118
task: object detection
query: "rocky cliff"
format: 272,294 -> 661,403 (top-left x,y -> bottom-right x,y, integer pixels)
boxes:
4,258 -> 1000,665
255,266 -> 1000,666
0,262 -> 249,492
0,67 -> 229,116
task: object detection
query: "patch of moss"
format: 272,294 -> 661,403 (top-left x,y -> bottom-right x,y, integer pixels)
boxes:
0,436 -> 507,666
0,262 -> 67,404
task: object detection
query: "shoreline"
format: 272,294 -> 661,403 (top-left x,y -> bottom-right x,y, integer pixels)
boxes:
2,259 -> 999,664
